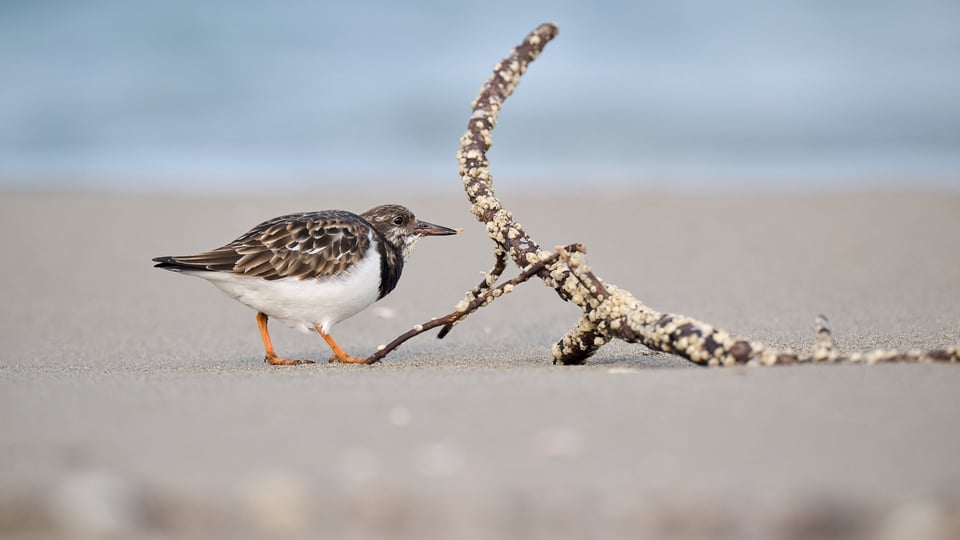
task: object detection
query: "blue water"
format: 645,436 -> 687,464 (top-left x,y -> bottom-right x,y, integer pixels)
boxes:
1,0 -> 959,192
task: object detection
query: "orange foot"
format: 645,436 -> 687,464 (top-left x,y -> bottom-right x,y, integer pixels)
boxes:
257,313 -> 314,366
265,355 -> 315,366
317,326 -> 367,364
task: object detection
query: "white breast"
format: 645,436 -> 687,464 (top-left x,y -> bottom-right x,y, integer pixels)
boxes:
187,244 -> 383,334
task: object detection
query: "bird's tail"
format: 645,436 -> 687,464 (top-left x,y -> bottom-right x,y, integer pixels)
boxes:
152,256 -> 205,272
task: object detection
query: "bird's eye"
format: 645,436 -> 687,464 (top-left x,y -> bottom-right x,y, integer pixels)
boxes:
392,216 -> 404,225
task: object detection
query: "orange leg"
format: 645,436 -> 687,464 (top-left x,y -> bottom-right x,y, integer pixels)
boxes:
256,312 -> 314,366
316,325 -> 366,363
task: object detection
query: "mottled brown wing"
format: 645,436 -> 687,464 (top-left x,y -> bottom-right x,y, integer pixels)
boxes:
169,211 -> 371,280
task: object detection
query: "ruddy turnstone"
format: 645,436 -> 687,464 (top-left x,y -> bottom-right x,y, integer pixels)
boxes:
153,204 -> 458,365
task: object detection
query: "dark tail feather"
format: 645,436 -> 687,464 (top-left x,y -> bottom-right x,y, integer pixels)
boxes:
153,256 -> 205,272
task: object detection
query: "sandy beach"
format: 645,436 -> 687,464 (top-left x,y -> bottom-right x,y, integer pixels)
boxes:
2,190 -> 959,538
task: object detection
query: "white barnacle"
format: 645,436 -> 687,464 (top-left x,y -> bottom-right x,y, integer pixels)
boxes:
413,324 -> 424,332
761,351 -> 777,366
377,344 -> 386,351
455,301 -> 469,313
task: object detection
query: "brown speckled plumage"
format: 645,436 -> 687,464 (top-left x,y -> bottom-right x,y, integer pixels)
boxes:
154,205 -> 434,299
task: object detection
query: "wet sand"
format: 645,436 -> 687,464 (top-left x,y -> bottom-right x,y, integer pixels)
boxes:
2,190 -> 959,538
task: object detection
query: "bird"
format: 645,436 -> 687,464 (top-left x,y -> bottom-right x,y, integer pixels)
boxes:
153,204 -> 459,365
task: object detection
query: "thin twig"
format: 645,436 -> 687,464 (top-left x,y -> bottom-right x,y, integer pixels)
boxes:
438,246 -> 508,339
364,244 -> 584,364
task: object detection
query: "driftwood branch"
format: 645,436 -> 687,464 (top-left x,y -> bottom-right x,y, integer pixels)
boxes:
367,22 -> 959,367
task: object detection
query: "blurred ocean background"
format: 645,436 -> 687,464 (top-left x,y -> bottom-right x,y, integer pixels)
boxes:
1,0 -> 958,193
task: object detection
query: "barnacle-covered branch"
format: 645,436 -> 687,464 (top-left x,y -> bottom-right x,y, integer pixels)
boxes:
457,24 -> 560,279
451,22 -> 959,367
556,248 -> 959,365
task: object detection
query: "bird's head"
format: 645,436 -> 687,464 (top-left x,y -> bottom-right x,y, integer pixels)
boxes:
361,204 -> 459,260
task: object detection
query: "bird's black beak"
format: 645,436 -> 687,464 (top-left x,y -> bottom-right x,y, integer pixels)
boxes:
414,220 -> 460,237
